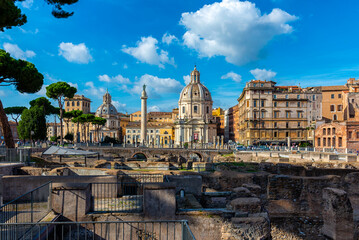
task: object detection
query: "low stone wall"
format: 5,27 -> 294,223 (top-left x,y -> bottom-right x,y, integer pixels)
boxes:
0,163 -> 24,175
267,174 -> 342,218
2,175 -> 116,201
166,175 -> 202,196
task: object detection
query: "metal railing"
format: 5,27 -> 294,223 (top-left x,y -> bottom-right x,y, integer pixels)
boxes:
0,220 -> 196,240
119,173 -> 164,183
0,148 -> 30,164
0,182 -> 52,224
91,182 -> 143,213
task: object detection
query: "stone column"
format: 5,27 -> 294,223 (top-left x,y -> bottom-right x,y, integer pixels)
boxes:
140,85 -> 148,146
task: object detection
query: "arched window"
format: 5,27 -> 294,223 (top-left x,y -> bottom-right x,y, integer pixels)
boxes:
194,106 -> 198,113
333,114 -> 337,121
207,106 -> 209,114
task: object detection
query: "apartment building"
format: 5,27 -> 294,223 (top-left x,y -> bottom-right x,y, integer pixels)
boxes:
236,80 -> 310,146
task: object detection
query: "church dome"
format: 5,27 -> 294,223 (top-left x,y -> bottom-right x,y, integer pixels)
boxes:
179,66 -> 212,102
96,91 -> 118,116
178,67 -> 213,120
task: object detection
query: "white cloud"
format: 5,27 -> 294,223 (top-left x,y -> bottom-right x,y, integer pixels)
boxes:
68,82 -> 79,90
180,0 -> 297,65
58,42 -> 93,64
98,74 -> 131,84
162,33 -> 178,45
149,106 -> 160,112
250,68 -> 277,80
84,81 -> 106,97
221,72 -> 242,83
123,64 -> 128,69
21,0 -> 33,9
3,43 -> 36,60
131,74 -> 183,98
112,101 -> 127,112
183,75 -> 191,85
122,36 -> 175,68
19,28 -> 39,34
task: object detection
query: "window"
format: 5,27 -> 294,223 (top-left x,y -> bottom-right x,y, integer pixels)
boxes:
261,111 -> 265,119
286,102 -> 289,107
339,137 -> 342,147
274,122 -> 277,128
331,94 -> 335,99
330,105 -> 335,112
261,83 -> 264,87
332,138 -> 335,147
285,95 -> 288,99
349,131 -> 352,139
194,106 -> 198,113
297,102 -> 300,107
323,138 -> 326,147
286,122 -> 289,128
274,102 -> 277,107
297,122 -> 300,127
332,128 -> 336,134
297,95 -> 300,99
207,106 -> 209,114
327,128 -> 331,135
254,122 -> 257,128
274,111 -> 278,118
286,132 -> 289,137
261,122 -> 265,128
274,95 -> 277,99
182,106 -> 185,114
274,132 -> 278,138
261,100 -> 265,107
333,114 -> 337,121
286,111 -> 290,118
67,102 -> 69,106
317,138 -> 321,146
297,131 -> 301,137
297,112 -> 301,118
72,102 -> 74,106
313,95 -> 316,100
247,101 -> 249,107
323,129 -> 326,135
337,105 -> 343,111
338,94 -> 342,98
132,130 -> 136,133
254,100 -> 257,107
253,111 -> 257,119
253,83 -> 256,87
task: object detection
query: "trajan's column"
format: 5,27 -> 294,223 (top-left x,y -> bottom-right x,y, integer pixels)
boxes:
140,84 -> 148,145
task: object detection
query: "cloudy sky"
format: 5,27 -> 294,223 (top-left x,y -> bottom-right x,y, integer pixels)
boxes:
2,0 -> 359,113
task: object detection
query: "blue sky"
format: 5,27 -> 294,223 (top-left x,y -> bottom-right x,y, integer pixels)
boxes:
2,0 -> 359,114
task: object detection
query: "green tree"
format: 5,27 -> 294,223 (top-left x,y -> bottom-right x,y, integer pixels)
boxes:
0,49 -> 43,148
0,0 -> 79,31
18,105 -> 47,141
4,106 -> 27,125
46,82 -> 77,145
64,132 -> 74,142
91,117 -> 106,142
29,97 -> 58,116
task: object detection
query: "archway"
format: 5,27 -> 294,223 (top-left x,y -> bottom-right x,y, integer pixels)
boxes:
132,153 -> 148,161
189,152 -> 202,162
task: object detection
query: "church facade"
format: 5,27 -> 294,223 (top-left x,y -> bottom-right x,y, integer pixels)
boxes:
174,67 -> 217,145
93,91 -> 120,141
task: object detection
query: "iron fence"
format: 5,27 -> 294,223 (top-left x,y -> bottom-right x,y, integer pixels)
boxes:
0,148 -> 30,164
0,182 -> 52,224
119,173 -> 164,183
0,220 -> 196,240
91,182 -> 143,213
